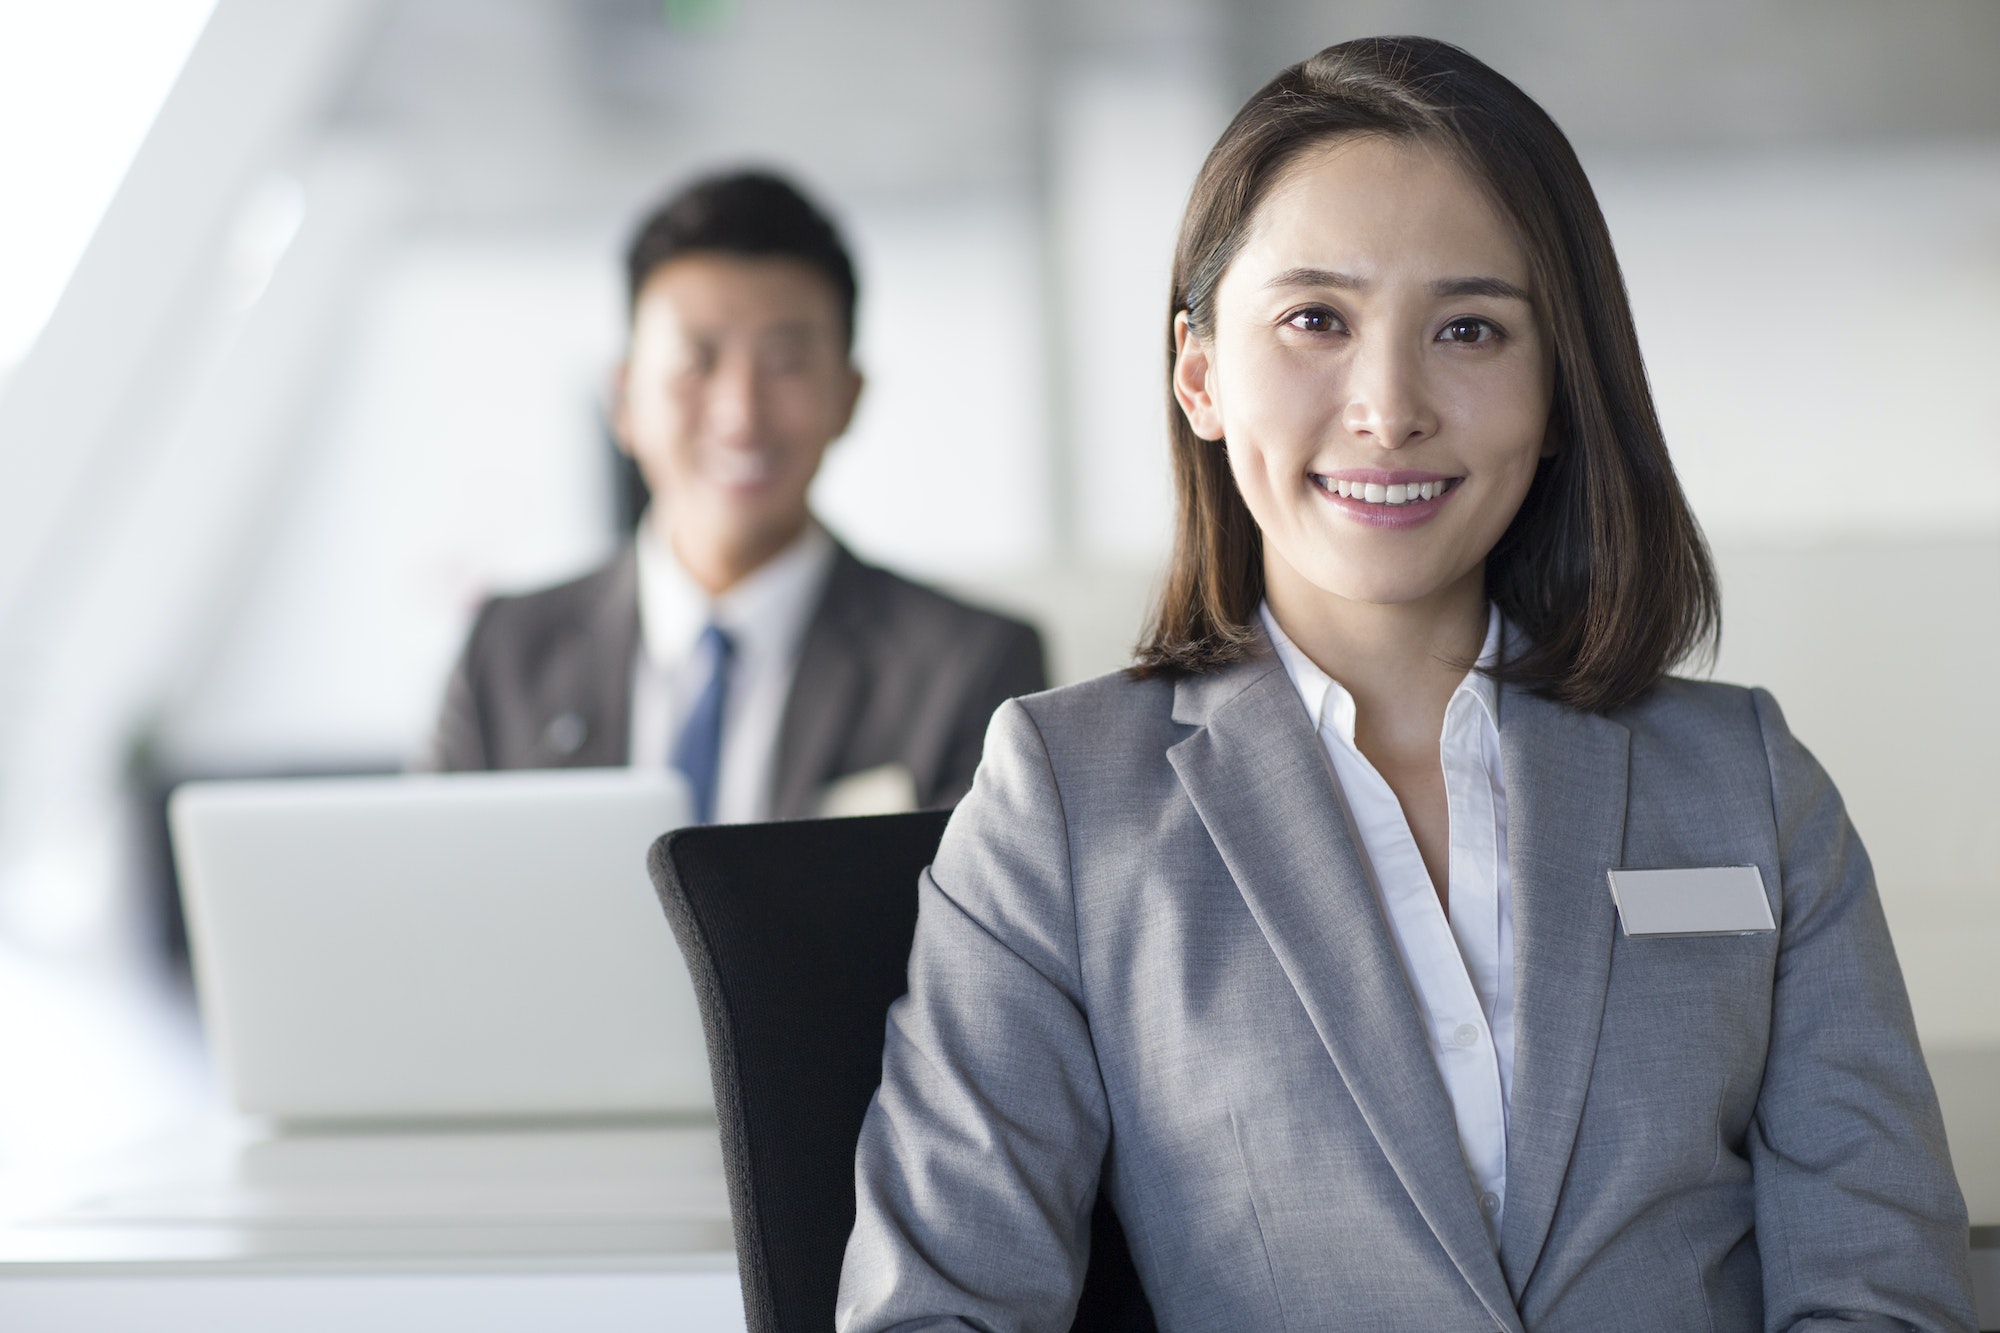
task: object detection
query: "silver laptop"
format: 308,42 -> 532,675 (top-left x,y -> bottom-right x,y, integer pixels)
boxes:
170,769 -> 707,1122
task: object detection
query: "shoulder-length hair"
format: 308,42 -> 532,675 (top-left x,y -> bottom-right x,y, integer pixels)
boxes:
1133,35 -> 1718,715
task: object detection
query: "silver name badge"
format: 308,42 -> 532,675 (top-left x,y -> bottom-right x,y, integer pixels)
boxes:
1605,866 -> 1775,938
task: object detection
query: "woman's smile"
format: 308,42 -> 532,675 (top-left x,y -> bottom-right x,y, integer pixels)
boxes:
1310,470 -> 1463,528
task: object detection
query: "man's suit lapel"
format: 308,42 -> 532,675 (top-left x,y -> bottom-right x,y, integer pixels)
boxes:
539,544 -> 638,768
1493,682 -> 1628,1296
1167,651 -> 1524,1333
769,547 -> 866,819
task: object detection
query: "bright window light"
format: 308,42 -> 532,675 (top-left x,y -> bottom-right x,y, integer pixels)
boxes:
0,0 -> 219,377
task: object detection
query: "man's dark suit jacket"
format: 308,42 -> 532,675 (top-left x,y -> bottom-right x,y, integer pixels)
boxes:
426,540 -> 1047,817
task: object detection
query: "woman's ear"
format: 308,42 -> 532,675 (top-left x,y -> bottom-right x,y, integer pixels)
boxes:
1172,311 -> 1226,442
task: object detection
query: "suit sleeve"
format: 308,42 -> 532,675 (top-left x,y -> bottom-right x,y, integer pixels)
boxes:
838,699 -> 1107,1333
1747,689 -> 1977,1332
929,620 -> 1048,807
417,603 -> 495,772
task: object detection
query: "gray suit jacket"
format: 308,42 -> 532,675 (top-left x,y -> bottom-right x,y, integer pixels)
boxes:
425,541 -> 1046,817
839,642 -> 1975,1332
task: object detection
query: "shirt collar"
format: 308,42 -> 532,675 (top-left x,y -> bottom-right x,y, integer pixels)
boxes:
635,512 -> 835,670
1260,600 -> 1504,746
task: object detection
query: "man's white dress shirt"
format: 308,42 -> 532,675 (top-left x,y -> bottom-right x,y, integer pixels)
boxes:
1262,602 -> 1516,1238
629,517 -> 835,824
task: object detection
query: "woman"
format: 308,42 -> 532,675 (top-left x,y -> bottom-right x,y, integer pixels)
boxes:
838,37 -> 1975,1333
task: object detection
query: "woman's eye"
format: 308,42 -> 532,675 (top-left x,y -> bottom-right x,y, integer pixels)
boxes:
1438,316 -> 1500,344
1285,307 -> 1341,334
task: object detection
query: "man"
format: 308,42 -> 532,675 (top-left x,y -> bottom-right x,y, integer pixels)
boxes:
427,171 -> 1046,821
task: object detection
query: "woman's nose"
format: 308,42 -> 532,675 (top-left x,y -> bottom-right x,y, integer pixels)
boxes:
1340,339 -> 1437,449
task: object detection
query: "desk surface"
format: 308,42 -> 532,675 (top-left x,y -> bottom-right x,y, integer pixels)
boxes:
0,1116 -> 736,1277
6,1115 -> 1993,1330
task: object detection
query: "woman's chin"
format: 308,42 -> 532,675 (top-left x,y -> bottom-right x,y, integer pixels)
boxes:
1282,563 -> 1472,612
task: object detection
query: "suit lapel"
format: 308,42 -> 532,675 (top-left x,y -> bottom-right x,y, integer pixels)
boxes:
769,546 -> 866,819
584,545 -> 641,765
1168,652 -> 1524,1333
1493,683 -> 1628,1296
533,545 -> 637,768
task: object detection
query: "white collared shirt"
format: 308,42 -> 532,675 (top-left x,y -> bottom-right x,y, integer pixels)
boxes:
1262,601 -> 1516,1238
629,516 -> 835,823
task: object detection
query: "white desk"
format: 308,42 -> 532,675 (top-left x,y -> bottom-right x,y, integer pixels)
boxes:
5,1112 -> 1991,1331
0,1117 -> 744,1332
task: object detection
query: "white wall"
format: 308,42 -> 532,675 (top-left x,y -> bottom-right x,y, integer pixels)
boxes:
166,233 -> 625,766
1053,62 -> 1228,562
814,199 -> 1053,577
1596,146 -> 2000,543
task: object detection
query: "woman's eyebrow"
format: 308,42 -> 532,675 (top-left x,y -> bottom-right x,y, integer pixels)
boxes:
1262,266 -> 1365,291
1430,275 -> 1531,301
1260,268 -> 1531,303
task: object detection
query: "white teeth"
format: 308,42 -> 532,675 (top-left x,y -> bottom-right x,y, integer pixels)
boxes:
1325,477 -> 1454,505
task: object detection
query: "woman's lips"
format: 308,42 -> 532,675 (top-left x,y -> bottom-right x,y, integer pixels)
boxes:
1310,472 -> 1461,528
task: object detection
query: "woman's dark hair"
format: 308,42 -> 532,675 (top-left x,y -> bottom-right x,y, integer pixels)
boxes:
1134,36 -> 1718,714
625,169 -> 858,353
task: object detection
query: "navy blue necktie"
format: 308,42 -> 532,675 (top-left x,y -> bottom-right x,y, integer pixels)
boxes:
672,623 -> 735,824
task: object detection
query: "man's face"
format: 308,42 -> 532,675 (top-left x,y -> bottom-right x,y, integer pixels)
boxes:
614,253 -> 861,582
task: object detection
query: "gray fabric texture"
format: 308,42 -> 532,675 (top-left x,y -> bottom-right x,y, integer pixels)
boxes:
837,641 -> 1976,1333
423,540 -> 1046,816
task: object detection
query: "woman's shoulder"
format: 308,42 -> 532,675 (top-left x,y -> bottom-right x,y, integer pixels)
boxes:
975,666 -> 1185,793
1619,674 -> 1793,735
1620,673 -> 1755,728
1613,674 -> 1806,782
944,668 -> 1185,883
1005,665 -> 1179,737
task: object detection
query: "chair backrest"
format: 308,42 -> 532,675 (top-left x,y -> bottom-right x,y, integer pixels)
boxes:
649,812 -> 1155,1333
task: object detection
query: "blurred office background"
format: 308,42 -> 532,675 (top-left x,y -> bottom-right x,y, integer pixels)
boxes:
0,0 -> 1995,1208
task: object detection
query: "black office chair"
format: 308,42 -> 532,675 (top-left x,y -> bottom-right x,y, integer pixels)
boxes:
649,811 -> 1156,1333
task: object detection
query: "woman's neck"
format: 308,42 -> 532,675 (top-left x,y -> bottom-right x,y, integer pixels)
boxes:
1263,557 -> 1488,759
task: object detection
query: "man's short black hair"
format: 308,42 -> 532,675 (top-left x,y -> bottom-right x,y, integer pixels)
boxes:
625,170 -> 858,352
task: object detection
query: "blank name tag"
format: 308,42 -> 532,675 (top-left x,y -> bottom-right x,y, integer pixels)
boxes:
1606,866 -> 1775,938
